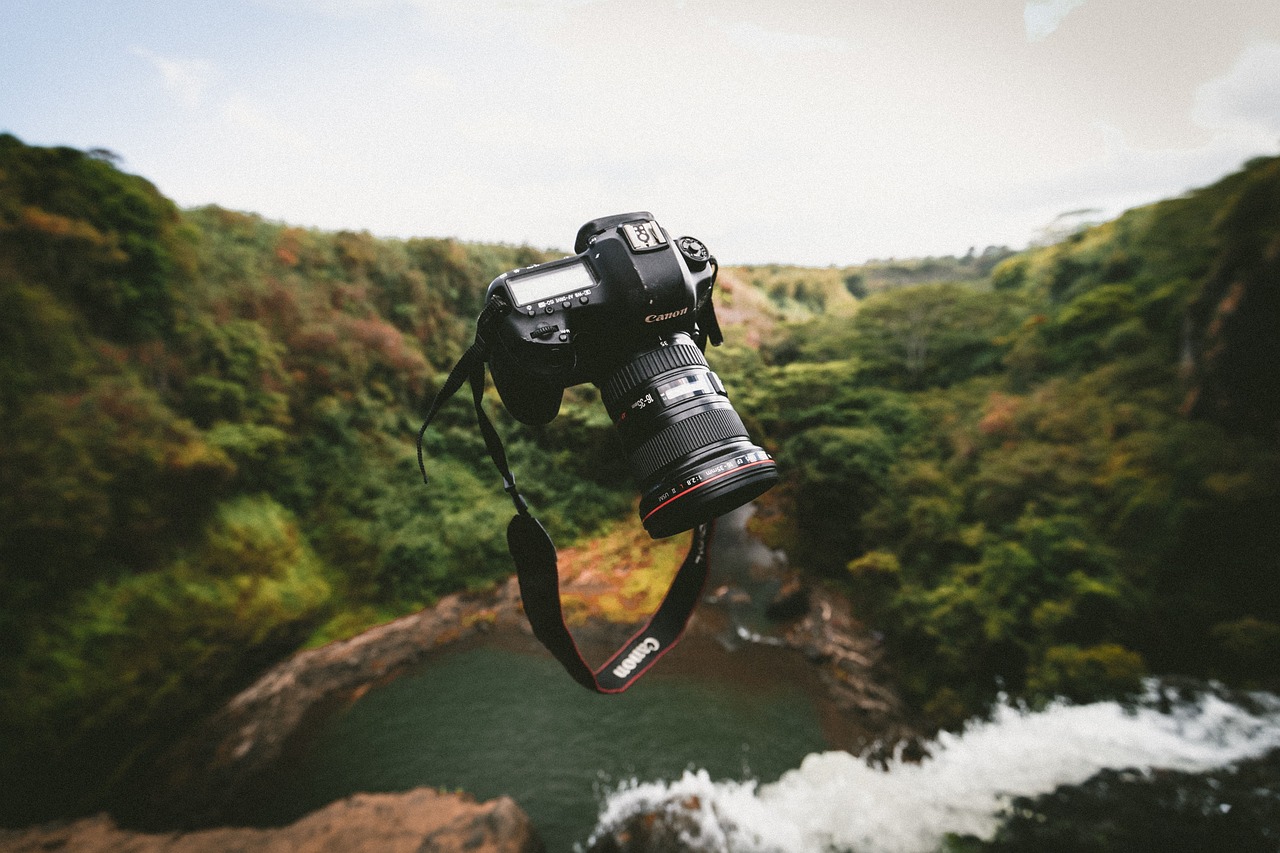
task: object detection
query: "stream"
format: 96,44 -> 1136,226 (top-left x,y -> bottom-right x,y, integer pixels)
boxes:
222,506 -> 1280,851
225,504 -> 838,850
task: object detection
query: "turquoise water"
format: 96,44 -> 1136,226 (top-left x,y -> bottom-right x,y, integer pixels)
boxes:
234,640 -> 829,851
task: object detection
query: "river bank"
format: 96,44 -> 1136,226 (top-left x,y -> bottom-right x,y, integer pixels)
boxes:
0,789 -> 542,853
580,683 -> 1280,853
12,505 -> 1280,852
139,505 -> 908,832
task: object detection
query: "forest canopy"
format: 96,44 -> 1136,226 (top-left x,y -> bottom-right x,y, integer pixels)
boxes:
0,133 -> 629,821
742,153 -> 1280,724
1,132 -> 1277,821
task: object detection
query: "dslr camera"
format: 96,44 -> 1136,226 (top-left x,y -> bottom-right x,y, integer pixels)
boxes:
479,212 -> 778,538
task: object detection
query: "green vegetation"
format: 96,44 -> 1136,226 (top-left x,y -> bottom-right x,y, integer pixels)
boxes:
0,133 -> 631,822
729,246 -> 1014,318
733,154 -> 1280,728
2,131 -> 1277,824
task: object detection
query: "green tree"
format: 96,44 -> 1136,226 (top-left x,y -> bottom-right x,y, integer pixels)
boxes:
850,283 -> 1027,388
778,425 -> 896,571
0,133 -> 188,342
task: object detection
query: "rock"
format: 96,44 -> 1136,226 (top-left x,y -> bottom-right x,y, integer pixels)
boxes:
0,788 -> 544,853
763,575 -> 810,622
150,579 -> 529,823
583,796 -> 718,853
783,587 -> 907,723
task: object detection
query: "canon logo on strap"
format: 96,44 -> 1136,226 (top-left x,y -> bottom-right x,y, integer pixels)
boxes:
611,637 -> 661,678
644,308 -> 689,323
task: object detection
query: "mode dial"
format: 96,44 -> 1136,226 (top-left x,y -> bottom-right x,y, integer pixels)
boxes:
677,236 -> 711,270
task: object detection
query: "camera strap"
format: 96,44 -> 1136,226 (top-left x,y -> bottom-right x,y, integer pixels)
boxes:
417,334 -> 712,693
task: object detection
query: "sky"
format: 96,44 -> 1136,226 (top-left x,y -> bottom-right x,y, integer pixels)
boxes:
3,0 -> 1279,266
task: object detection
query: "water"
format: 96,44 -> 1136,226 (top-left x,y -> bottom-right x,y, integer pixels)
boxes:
234,640 -> 831,850
226,505 -> 1280,850
703,503 -> 790,638
588,685 -> 1280,852
226,504 -> 833,849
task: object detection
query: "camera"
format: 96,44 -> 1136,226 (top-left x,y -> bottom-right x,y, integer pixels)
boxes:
477,212 -> 778,538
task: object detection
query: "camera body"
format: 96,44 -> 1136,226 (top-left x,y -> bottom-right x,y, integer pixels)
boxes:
483,213 -> 718,425
481,213 -> 776,538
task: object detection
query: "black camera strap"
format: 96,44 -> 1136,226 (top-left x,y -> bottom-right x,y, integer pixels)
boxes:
417,334 -> 712,693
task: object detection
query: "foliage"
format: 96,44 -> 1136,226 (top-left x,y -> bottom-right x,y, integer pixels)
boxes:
0,134 -> 622,824
2,133 -> 1278,822
1,495 -> 331,819
556,508 -> 691,627
845,283 -> 1030,388
0,132 -> 188,343
748,154 -> 1280,724
727,247 -> 1015,325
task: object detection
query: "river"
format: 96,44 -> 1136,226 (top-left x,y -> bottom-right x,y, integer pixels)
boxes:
222,506 -> 1280,851
225,504 -> 844,850
585,686 -> 1280,851
230,640 -> 833,850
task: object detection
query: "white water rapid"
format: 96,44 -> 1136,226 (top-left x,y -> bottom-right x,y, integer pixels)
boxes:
586,684 -> 1280,853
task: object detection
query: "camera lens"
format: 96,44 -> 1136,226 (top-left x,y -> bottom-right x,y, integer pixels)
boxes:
600,332 -> 779,538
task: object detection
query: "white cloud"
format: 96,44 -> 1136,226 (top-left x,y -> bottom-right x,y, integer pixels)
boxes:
222,96 -> 316,155
1024,0 -> 1087,43
1193,41 -> 1280,140
716,20 -> 850,55
1001,42 -> 1280,240
131,48 -> 214,107
131,41 -> 317,164
85,2 -> 1279,265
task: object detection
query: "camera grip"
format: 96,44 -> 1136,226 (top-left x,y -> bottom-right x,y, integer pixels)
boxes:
489,348 -> 564,425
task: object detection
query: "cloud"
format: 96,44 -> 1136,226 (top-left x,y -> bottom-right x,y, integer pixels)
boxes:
1024,0 -> 1087,43
222,96 -> 316,155
131,39 -> 316,159
131,48 -> 214,108
100,2 -> 1280,265
716,20 -> 850,55
985,38 -> 1279,248
1192,41 -> 1280,140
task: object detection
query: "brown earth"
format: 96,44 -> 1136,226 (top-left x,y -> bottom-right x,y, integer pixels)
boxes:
150,578 -> 532,824
137,511 -> 908,838
0,788 -> 542,853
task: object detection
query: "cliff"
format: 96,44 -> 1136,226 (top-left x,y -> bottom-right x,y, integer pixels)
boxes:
0,788 -> 543,853
1181,156 -> 1280,441
150,579 -> 528,823
147,505 -> 907,826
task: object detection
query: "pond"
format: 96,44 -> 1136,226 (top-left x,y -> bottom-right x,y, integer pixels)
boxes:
226,505 -> 837,850
230,635 -> 835,850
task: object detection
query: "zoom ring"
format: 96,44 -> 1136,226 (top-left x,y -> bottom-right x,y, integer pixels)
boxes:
629,407 -> 748,483
600,342 -> 706,414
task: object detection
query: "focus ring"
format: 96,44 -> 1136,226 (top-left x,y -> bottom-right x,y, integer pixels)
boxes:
629,407 -> 748,482
600,342 -> 706,414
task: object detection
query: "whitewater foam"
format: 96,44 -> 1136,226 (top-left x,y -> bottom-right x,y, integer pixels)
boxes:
585,685 -> 1280,852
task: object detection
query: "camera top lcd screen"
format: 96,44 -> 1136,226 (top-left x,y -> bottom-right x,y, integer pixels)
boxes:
507,261 -> 596,307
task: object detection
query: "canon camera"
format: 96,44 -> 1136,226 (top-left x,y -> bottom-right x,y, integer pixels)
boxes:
479,213 -> 778,538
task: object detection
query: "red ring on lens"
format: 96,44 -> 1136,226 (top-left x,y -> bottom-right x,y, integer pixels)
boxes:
642,458 -> 777,524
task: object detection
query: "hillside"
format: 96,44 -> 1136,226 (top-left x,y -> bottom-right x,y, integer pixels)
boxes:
738,153 -> 1280,725
1,131 -> 1278,823
0,132 -> 634,823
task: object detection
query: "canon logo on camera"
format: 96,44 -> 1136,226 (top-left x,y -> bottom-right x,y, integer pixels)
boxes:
422,213 -> 780,691
611,637 -> 661,678
644,308 -> 689,323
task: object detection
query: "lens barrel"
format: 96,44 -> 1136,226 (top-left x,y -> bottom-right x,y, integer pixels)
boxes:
600,333 -> 778,538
